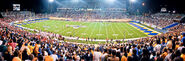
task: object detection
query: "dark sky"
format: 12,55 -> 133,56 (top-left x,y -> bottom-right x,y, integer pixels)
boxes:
0,0 -> 185,13
0,0 -> 48,13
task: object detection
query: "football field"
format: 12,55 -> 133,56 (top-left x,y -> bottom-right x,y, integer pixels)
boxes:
22,20 -> 148,39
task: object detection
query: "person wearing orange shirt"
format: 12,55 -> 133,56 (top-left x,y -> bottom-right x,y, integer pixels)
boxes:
161,48 -> 168,59
28,43 -> 34,54
175,42 -> 180,50
44,55 -> 53,61
44,51 -> 53,61
12,50 -> 21,61
121,55 -> 127,61
34,42 -> 40,55
181,48 -> 185,61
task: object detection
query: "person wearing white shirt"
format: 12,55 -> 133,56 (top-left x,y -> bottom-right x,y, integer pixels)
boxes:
154,41 -> 161,52
101,49 -> 108,61
50,51 -> 58,61
93,48 -> 102,61
0,40 -> 3,45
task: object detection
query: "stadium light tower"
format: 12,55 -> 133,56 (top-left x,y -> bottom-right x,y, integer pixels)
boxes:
49,0 -> 54,3
48,0 -> 54,13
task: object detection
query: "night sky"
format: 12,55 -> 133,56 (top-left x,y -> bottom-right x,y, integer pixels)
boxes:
0,0 -> 185,13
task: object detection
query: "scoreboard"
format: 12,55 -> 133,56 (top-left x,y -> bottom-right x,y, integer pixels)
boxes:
13,4 -> 20,11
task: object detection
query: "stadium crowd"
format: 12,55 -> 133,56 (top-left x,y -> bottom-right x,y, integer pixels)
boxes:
52,10 -> 185,28
168,24 -> 185,31
0,11 -> 185,61
1,11 -> 47,23
53,9 -> 128,20
135,13 -> 184,28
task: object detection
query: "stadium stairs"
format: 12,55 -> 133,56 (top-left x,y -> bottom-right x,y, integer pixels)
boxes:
162,22 -> 179,30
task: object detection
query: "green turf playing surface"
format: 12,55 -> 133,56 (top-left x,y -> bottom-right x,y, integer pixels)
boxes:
22,20 -> 148,39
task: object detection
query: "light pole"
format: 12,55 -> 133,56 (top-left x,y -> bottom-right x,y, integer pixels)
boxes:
48,0 -> 54,13
129,0 -> 136,14
49,0 -> 54,3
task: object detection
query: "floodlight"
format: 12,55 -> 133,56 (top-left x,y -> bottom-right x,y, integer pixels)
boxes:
130,0 -> 136,3
49,0 -> 54,3
142,2 -> 145,6
72,0 -> 79,3
107,0 -> 116,3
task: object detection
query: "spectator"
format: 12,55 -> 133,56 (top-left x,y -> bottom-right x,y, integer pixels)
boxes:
180,48 -> 185,61
50,51 -> 59,61
107,50 -> 119,61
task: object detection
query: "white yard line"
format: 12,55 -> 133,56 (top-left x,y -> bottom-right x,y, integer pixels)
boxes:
61,21 -> 67,30
126,23 -> 141,36
73,22 -> 87,36
89,22 -> 98,38
78,22 -> 93,38
125,23 -> 141,37
118,23 -> 130,38
98,22 -> 102,39
59,21 -> 73,33
110,22 -> 117,39
114,23 -> 125,39
127,23 -> 143,37
105,22 -> 109,39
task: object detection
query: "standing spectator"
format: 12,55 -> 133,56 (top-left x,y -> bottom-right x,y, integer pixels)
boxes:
107,50 -> 119,61
131,49 -> 139,61
181,33 -> 185,46
154,40 -> 161,52
44,51 -> 53,61
140,48 -> 150,61
12,50 -> 21,61
93,48 -> 102,61
85,50 -> 93,61
50,51 -> 59,61
164,49 -> 173,61
101,49 -> 108,61
180,48 -> 185,61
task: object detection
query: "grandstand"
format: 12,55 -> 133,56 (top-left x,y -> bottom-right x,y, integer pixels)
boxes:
0,0 -> 185,61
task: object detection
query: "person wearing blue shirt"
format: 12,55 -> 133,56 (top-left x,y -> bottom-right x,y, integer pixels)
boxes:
181,33 -> 185,46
